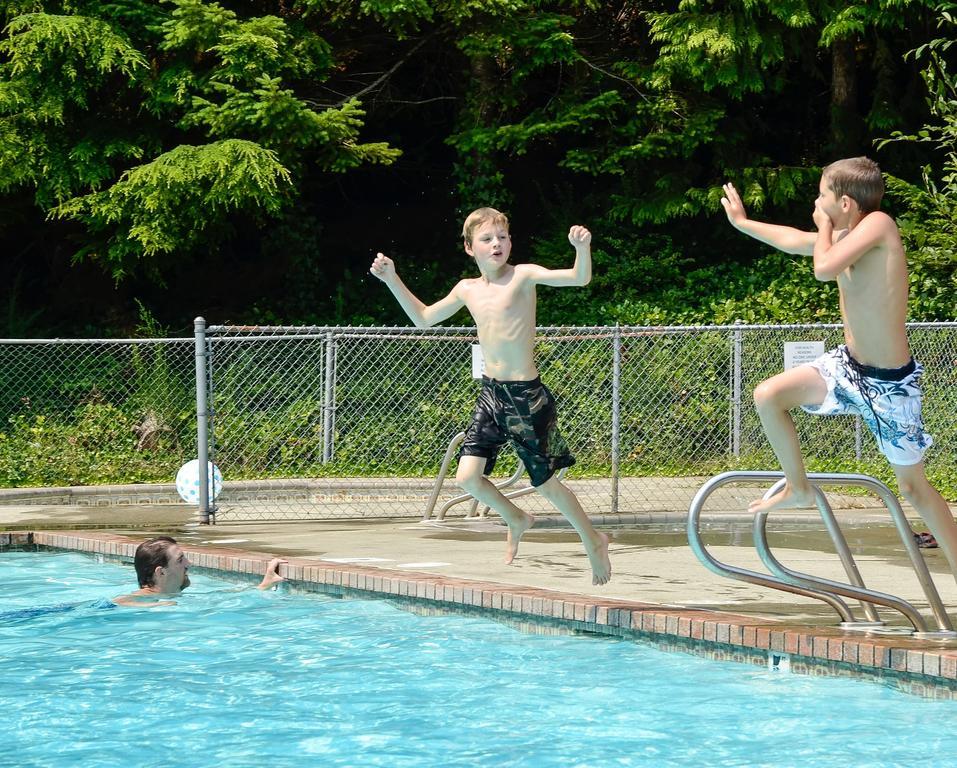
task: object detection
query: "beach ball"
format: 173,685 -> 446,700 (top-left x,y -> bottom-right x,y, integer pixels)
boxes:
175,459 -> 223,504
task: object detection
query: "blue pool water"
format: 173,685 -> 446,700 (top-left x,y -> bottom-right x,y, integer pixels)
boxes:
2,551 -> 957,768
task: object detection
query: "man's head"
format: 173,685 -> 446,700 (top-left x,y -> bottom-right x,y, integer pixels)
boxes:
821,157 -> 884,214
134,536 -> 191,593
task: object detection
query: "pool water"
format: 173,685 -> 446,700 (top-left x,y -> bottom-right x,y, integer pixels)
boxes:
2,551 -> 956,767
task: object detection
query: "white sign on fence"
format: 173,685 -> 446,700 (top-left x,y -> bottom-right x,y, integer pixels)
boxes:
784,341 -> 825,370
471,344 -> 486,379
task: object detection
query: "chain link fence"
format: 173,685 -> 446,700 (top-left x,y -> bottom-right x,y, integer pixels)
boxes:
0,337 -> 196,504
201,322 -> 957,521
1,324 -> 955,519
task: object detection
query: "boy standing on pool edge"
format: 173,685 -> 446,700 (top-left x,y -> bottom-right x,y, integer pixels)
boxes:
370,208 -> 611,585
721,157 -> 957,582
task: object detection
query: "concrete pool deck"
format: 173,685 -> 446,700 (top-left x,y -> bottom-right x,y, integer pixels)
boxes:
5,501 -> 957,696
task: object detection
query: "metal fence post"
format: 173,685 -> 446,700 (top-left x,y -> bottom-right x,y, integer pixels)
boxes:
322,330 -> 337,463
731,320 -> 743,458
611,324 -> 621,514
194,317 -> 211,524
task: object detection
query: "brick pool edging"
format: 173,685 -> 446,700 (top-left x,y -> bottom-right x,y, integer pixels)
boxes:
6,529 -> 957,698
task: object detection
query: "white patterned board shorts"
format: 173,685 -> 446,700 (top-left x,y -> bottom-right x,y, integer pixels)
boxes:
800,345 -> 932,466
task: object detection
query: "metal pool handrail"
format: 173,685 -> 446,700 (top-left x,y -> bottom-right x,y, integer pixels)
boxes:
754,482 -> 882,625
423,432 -> 468,520
687,472 -> 857,623
688,470 -> 957,638
754,475 -> 956,636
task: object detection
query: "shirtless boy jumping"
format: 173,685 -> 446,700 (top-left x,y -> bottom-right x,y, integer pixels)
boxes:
721,157 -> 957,582
370,208 -> 611,585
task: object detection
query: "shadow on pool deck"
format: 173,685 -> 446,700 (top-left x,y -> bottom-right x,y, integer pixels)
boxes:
3,501 -> 957,630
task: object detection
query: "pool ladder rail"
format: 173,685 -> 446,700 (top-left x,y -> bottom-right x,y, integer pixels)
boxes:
688,471 -> 957,639
423,432 -> 566,521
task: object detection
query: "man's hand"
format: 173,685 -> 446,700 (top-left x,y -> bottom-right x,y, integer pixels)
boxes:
568,225 -> 591,248
720,183 -> 748,228
812,200 -> 833,232
370,253 -> 396,283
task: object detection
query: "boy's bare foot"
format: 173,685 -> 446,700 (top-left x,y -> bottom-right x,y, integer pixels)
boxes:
587,531 -> 612,586
505,512 -> 535,564
748,485 -> 817,515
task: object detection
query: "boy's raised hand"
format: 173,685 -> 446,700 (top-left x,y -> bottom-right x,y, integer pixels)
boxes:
812,199 -> 834,231
370,252 -> 396,282
568,225 -> 591,247
720,183 -> 747,227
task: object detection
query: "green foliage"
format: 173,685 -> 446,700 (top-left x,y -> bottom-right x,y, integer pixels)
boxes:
646,2 -> 813,96
0,329 -> 194,487
456,12 -> 579,88
442,0 -> 947,291
879,3 -> 957,320
0,0 -> 401,280
886,172 -> 957,320
818,0 -> 933,46
0,0 -> 954,332
0,13 -> 148,206
317,0 -> 599,34
446,1 -> 834,235
186,90 -> 400,169
531,204 -> 838,326
52,140 -> 292,278
0,404 -> 187,486
160,6 -> 391,174
596,251 -> 839,326
156,0 -> 236,53
128,304 -> 192,445
1,13 -> 147,96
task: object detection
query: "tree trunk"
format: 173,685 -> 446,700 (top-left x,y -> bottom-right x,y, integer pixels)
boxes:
829,37 -> 862,156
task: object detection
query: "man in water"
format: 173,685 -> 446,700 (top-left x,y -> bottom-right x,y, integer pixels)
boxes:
113,536 -> 286,606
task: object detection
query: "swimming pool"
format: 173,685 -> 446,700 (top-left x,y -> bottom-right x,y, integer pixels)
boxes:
3,550 -> 956,767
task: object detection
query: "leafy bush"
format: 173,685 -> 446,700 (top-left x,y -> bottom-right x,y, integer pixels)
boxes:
0,404 -> 187,486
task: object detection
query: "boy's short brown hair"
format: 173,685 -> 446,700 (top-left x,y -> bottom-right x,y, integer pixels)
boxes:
462,207 -> 509,246
823,157 -> 884,214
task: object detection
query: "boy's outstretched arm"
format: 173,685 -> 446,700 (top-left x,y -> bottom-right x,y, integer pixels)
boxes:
721,183 -> 816,255
370,252 -> 465,328
523,225 -> 593,287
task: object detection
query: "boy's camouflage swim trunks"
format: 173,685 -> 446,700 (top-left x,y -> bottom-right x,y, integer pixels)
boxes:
459,376 -> 574,486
